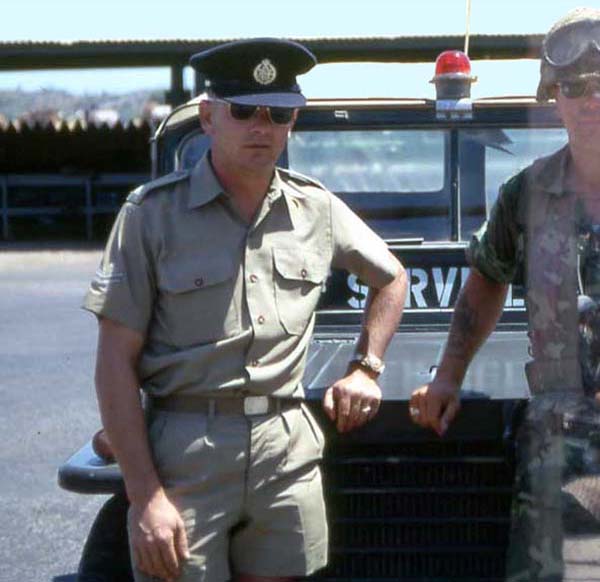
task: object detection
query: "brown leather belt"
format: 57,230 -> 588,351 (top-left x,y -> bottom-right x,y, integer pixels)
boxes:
151,395 -> 300,416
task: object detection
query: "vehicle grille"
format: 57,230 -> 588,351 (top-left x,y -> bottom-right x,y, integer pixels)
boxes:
309,440 -> 514,582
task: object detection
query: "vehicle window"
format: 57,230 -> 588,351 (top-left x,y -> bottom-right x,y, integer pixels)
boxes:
288,129 -> 450,241
287,129 -> 445,193
459,127 -> 568,239
176,130 -> 210,171
174,127 -> 451,241
178,128 -> 447,194
483,128 -> 568,210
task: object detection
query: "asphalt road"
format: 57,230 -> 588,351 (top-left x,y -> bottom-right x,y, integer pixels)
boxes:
2,245 -> 600,582
0,245 -> 106,582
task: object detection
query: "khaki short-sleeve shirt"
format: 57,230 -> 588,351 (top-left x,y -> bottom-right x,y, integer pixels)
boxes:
84,154 -> 398,398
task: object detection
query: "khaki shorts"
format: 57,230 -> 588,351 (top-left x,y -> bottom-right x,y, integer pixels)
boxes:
130,401 -> 328,582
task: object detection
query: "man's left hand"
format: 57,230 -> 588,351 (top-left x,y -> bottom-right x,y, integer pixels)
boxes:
323,368 -> 381,433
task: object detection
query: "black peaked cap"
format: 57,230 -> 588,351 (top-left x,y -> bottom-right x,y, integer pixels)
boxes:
190,38 -> 317,107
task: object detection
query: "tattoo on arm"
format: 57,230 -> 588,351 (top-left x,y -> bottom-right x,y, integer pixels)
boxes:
445,297 -> 479,363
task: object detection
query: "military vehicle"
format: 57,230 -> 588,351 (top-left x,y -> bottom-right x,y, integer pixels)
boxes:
59,46 -> 573,581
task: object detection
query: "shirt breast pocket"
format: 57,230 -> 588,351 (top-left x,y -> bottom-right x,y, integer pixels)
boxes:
273,247 -> 328,336
158,256 -> 240,347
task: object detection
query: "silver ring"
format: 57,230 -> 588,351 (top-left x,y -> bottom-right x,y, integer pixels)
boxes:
361,405 -> 372,414
409,406 -> 420,417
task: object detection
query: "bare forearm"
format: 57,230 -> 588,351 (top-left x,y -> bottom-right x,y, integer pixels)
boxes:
95,322 -> 162,505
95,320 -> 189,579
356,261 -> 407,357
437,268 -> 508,386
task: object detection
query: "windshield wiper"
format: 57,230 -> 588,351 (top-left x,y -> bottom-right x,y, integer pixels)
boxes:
385,237 -> 425,245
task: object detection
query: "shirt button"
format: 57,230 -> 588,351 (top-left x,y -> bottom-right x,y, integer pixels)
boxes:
257,315 -> 265,325
301,268 -> 308,279
249,274 -> 258,283
194,277 -> 204,287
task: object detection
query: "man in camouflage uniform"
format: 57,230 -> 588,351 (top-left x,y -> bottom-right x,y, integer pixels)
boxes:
409,8 -> 600,581
82,39 -> 406,582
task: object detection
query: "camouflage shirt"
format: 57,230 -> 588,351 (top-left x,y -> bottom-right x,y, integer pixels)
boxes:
468,145 -> 600,298
468,145 -> 595,393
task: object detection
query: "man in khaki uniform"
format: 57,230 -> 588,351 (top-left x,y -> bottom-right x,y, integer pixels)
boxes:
409,8 -> 600,582
84,39 -> 406,582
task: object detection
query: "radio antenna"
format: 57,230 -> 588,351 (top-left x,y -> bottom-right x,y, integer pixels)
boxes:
464,0 -> 472,55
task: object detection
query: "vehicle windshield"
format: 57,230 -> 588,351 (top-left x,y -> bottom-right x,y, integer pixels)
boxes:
482,128 -> 568,210
287,129 -> 449,240
459,127 -> 568,238
287,129 -> 445,193
175,121 -> 568,243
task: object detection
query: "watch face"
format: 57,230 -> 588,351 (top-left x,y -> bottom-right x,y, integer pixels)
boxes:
352,353 -> 385,375
360,354 -> 384,374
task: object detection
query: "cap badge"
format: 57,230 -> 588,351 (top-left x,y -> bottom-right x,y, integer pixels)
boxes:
253,59 -> 277,85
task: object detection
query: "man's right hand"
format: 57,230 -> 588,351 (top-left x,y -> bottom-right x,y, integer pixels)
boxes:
409,378 -> 461,437
128,490 -> 190,582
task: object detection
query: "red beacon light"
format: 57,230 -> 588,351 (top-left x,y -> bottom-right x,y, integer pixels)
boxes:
431,50 -> 477,118
434,50 -> 472,77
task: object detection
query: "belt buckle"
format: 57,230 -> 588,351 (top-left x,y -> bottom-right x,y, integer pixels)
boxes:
243,395 -> 269,416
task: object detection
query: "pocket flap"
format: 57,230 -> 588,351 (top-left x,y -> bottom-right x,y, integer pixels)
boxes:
273,247 -> 327,284
160,255 -> 236,294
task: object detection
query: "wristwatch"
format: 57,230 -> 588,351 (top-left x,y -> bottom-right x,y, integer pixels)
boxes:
351,352 -> 386,376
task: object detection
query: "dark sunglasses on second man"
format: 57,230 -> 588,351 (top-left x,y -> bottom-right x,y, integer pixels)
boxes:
558,79 -> 600,98
212,98 -> 296,125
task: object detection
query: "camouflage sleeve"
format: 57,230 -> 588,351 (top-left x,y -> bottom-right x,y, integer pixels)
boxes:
467,173 -> 524,284
330,194 -> 398,289
82,201 -> 155,333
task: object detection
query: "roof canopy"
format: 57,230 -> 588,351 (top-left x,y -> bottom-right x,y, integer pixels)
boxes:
0,35 -> 543,71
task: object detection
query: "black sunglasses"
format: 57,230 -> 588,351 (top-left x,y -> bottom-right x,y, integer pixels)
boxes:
558,79 -> 600,99
213,99 -> 296,125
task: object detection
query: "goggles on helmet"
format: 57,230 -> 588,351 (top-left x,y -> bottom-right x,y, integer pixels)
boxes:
543,21 -> 600,68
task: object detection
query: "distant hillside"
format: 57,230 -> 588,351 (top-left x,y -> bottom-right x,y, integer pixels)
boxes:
0,88 -> 166,123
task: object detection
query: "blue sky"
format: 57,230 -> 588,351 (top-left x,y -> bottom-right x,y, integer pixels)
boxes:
0,0 -> 589,99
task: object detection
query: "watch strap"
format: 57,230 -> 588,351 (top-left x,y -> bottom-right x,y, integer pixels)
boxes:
351,352 -> 386,376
